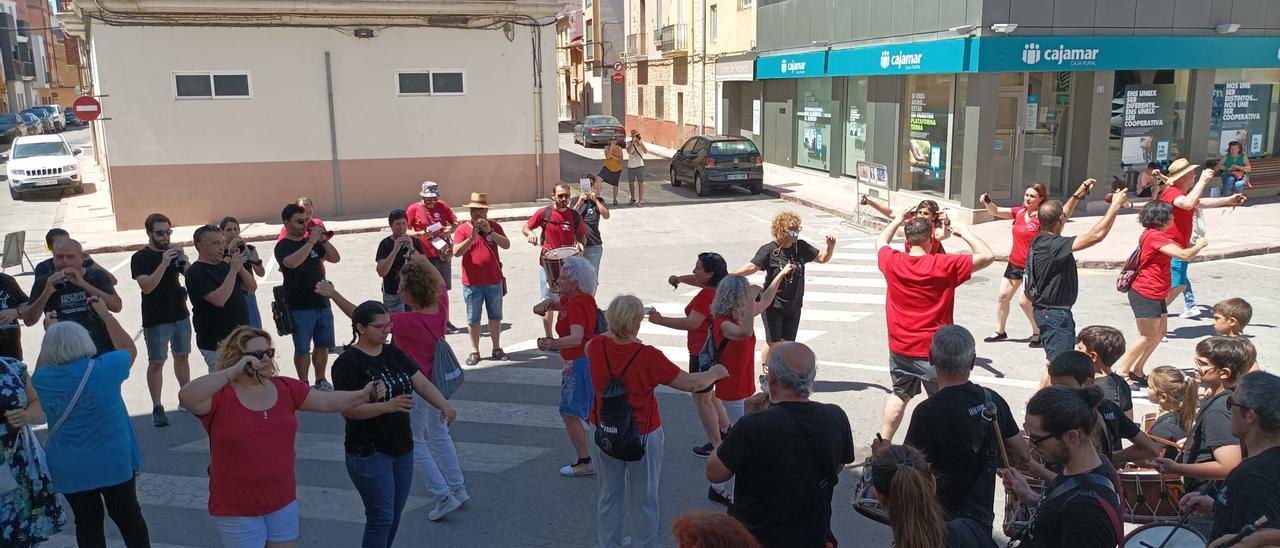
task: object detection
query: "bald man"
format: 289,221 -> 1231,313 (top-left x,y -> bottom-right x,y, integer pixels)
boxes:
707,342 -> 854,548
24,238 -> 122,354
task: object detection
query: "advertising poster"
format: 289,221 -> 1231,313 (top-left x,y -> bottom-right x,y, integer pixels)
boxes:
906,90 -> 947,182
1211,82 -> 1272,155
856,161 -> 889,189
1120,84 -> 1178,165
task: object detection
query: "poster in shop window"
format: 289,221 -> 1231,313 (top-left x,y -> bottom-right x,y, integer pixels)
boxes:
1211,82 -> 1272,156
1120,84 -> 1179,165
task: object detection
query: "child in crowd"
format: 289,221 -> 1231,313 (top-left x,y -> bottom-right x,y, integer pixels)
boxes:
1213,298 -> 1260,372
1076,325 -> 1132,418
1146,365 -> 1197,460
1047,351 -> 1161,467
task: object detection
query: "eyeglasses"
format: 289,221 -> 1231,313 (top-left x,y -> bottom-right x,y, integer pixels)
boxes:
369,321 -> 393,331
152,229 -> 173,236
1023,431 -> 1057,446
244,348 -> 276,360
1226,398 -> 1251,413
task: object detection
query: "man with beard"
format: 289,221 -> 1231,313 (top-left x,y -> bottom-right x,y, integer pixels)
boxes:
130,213 -> 193,427
522,183 -> 586,339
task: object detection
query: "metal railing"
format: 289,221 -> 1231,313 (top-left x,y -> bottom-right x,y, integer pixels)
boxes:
626,32 -> 648,57
655,24 -> 687,53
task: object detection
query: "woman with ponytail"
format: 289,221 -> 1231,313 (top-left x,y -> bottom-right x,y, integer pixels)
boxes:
331,300 -> 456,547
1146,365 -> 1197,459
869,444 -> 997,548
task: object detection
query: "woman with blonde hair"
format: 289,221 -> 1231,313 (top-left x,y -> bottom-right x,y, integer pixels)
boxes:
1146,365 -> 1197,459
317,258 -> 471,522
869,444 -> 997,548
179,326 -> 384,548
734,211 -> 835,367
705,272 -> 789,506
587,295 -> 727,548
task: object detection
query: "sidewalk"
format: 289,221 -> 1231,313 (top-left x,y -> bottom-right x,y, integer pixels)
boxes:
643,141 -> 1280,268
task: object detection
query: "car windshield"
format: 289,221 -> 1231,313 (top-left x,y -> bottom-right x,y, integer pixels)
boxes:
25,111 -> 45,119
710,141 -> 759,155
0,114 -> 17,124
12,142 -> 70,159
585,116 -> 621,126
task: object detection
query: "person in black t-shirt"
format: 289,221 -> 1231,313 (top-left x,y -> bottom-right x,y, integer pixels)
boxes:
1076,325 -> 1132,418
1181,371 -> 1280,547
185,225 -> 255,374
0,273 -> 29,360
333,300 -> 456,543
1146,365 -> 1197,459
275,202 -> 342,391
33,228 -> 119,287
574,176 -> 610,277
131,213 -> 194,427
869,444 -> 999,548
735,211 -> 835,368
23,239 -> 122,355
1023,182 -> 1126,368
219,217 -> 266,329
1001,386 -> 1123,548
902,325 -> 1040,532
375,209 -> 426,313
708,342 -> 854,548
1048,351 -> 1161,466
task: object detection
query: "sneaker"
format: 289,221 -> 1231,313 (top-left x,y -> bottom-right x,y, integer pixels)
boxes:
447,322 -> 464,334
465,352 -> 481,366
1179,307 -> 1199,319
313,379 -> 334,392
692,442 -> 713,458
559,458 -> 594,477
451,486 -> 471,507
152,405 -> 169,427
707,487 -> 733,507
427,494 -> 462,521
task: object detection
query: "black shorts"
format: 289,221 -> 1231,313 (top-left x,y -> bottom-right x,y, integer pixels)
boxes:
1128,289 -> 1168,319
889,352 -> 938,398
598,167 -> 621,186
1003,263 -> 1026,280
688,354 -> 713,394
1034,307 -> 1076,361
762,308 -> 802,343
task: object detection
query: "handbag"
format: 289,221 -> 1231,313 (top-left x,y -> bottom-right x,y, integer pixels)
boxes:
1115,233 -> 1146,293
271,285 -> 295,336
425,321 -> 465,399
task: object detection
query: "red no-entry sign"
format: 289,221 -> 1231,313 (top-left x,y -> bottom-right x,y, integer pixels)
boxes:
72,95 -> 102,122
612,71 -> 624,83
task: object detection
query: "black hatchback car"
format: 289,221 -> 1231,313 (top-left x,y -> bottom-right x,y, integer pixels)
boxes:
669,135 -> 764,196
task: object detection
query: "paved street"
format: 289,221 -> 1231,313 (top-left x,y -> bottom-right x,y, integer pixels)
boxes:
13,186 -> 1279,545
0,127 -> 95,258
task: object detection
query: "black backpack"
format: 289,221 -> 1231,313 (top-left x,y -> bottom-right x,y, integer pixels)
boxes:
593,341 -> 645,461
594,307 -> 609,335
539,206 -> 582,246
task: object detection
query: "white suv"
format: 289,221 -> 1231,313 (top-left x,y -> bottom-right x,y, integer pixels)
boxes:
4,134 -> 82,200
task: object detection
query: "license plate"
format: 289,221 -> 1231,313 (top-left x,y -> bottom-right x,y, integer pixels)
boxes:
34,179 -> 60,187
726,174 -> 748,181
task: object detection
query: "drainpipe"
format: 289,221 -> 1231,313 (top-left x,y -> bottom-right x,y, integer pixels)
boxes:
700,0 -> 706,136
532,24 -> 547,199
324,51 -> 344,216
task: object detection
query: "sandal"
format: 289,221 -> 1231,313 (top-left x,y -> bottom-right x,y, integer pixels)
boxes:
983,332 -> 1008,343
1028,334 -> 1042,348
465,352 -> 481,366
492,348 -> 508,361
707,487 -> 733,507
636,201 -> 644,207
1128,372 -> 1149,388
629,197 -> 636,205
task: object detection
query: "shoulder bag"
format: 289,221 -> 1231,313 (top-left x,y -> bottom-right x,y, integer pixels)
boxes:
1115,233 -> 1147,293
424,320 -> 465,399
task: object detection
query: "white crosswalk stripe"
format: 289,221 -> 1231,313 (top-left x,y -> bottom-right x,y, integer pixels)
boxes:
638,321 -> 824,343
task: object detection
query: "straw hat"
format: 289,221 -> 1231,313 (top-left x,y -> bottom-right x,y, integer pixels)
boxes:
464,192 -> 490,209
1163,158 -> 1197,184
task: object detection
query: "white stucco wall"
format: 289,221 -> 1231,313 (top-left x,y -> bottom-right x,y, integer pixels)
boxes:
91,23 -> 560,167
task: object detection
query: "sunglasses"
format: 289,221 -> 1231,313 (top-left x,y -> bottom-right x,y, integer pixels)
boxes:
152,229 -> 173,236
554,193 -> 570,199
245,348 -> 276,360
1023,431 -> 1057,446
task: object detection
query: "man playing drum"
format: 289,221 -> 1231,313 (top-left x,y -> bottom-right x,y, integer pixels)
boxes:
522,183 -> 587,339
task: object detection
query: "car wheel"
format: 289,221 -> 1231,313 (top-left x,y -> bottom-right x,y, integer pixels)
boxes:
695,173 -> 709,197
669,167 -> 681,187
749,182 -> 764,195
9,187 -> 20,201
73,182 -> 84,194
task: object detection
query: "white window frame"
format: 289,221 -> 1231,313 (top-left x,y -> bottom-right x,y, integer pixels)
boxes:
709,4 -> 718,42
172,71 -> 253,100
739,0 -> 752,8
395,69 -> 468,97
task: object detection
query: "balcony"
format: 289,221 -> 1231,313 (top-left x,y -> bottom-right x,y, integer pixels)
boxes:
15,61 -> 35,80
655,24 -> 688,55
625,32 -> 647,58
16,20 -> 28,43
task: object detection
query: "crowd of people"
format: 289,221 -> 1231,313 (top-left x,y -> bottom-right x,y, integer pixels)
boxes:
0,152 -> 1276,548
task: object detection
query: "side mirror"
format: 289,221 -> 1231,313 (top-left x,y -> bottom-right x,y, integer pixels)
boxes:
0,152 -> 9,162
73,149 -> 82,156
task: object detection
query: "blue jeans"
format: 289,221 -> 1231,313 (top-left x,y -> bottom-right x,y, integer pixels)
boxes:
462,284 -> 504,324
244,292 -> 262,329
1033,307 -> 1076,362
345,451 -> 413,548
582,245 -> 603,276
1222,175 -> 1245,197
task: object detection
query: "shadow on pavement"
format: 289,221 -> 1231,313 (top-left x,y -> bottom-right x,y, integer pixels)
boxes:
814,379 -> 890,394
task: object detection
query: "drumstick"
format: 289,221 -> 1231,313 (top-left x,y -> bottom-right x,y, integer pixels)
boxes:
1147,434 -> 1180,449
1222,516 -> 1270,548
985,402 -> 1012,469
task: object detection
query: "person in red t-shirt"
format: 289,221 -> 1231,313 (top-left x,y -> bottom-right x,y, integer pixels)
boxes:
979,184 -> 1047,347
406,181 -> 460,330
876,213 -> 994,442
277,196 -> 326,242
1114,200 -> 1208,387
523,182 -> 588,338
587,295 -> 727,547
451,192 -> 511,366
534,256 -> 599,477
650,252 -> 731,457
178,326 -> 384,547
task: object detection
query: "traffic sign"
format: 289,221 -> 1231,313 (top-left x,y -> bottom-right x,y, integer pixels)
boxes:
612,71 -> 624,83
612,61 -> 623,72
72,95 -> 102,122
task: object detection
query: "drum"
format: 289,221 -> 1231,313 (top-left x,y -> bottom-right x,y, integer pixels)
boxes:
1118,468 -> 1184,524
1122,522 -> 1206,548
541,246 -> 579,294
1141,412 -> 1158,433
851,464 -> 889,525
1002,475 -> 1046,539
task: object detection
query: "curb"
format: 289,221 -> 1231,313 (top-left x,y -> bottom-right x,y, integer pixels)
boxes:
80,212 -> 536,255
